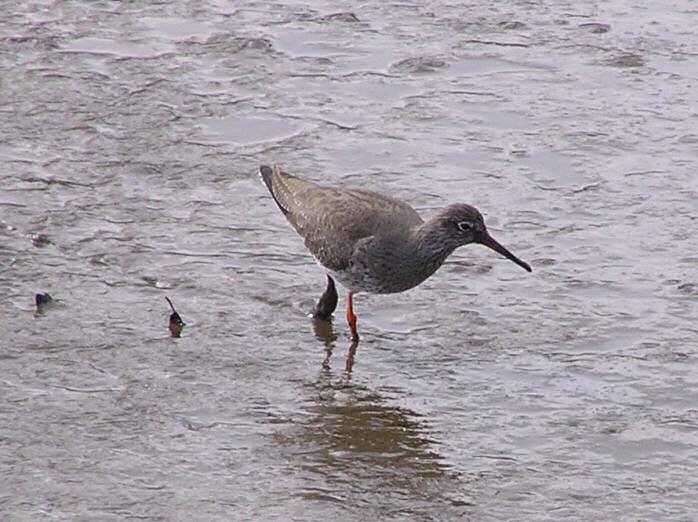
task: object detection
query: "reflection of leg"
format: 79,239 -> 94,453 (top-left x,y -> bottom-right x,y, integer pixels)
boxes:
312,313 -> 337,368
345,338 -> 359,373
346,292 -> 359,341
312,274 -> 338,321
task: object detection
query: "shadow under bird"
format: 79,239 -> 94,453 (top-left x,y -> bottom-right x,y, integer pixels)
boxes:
260,164 -> 531,340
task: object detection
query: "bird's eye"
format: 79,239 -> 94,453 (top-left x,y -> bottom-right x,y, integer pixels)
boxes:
456,221 -> 474,232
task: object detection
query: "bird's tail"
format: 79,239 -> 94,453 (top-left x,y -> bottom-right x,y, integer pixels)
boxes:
259,164 -> 290,215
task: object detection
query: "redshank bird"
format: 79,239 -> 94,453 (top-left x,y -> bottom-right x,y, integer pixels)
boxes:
260,164 -> 531,340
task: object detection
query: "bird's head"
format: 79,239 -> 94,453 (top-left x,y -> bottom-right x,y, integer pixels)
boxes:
440,203 -> 532,272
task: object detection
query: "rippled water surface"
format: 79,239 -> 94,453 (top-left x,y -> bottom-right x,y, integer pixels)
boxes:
2,1 -> 697,520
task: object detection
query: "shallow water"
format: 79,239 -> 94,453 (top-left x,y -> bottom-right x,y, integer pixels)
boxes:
1,1 -> 697,520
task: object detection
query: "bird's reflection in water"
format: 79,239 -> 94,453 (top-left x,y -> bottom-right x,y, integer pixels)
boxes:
293,278 -> 470,515
311,317 -> 358,373
273,372 -> 471,517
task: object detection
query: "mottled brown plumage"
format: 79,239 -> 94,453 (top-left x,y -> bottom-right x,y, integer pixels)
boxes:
260,164 -> 531,339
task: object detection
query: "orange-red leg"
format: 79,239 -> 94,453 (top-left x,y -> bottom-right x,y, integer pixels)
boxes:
346,293 -> 359,340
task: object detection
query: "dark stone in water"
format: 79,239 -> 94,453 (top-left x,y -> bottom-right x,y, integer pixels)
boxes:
31,233 -> 51,247
35,293 -> 53,307
35,293 -> 54,312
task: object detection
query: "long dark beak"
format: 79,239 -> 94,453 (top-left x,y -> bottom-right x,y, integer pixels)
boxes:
479,233 -> 532,272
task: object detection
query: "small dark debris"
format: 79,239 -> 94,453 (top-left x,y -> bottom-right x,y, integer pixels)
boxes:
166,296 -> 185,338
35,292 -> 53,307
31,233 -> 51,247
35,292 -> 54,314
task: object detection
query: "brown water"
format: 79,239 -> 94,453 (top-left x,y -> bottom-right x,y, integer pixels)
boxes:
2,1 -> 698,521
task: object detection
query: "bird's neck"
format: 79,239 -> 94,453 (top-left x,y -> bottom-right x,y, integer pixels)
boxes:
409,219 -> 458,269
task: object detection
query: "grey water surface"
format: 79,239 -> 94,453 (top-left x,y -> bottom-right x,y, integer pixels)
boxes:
2,1 -> 697,521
